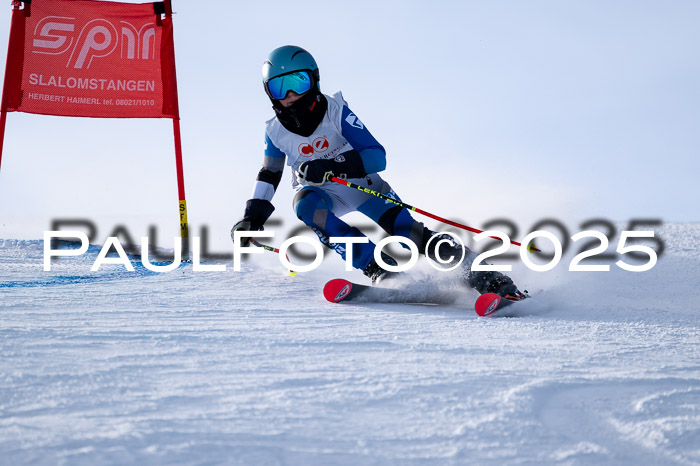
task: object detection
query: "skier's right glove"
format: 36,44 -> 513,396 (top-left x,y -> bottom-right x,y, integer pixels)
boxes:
230,199 -> 275,248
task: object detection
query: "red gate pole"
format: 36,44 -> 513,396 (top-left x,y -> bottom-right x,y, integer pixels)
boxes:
173,117 -> 189,259
160,0 -> 189,260
0,110 -> 7,172
0,1 -> 26,173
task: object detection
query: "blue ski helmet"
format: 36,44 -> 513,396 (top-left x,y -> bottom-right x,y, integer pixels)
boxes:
262,45 -> 320,101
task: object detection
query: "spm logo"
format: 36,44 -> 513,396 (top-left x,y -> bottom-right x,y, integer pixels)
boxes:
32,16 -> 156,69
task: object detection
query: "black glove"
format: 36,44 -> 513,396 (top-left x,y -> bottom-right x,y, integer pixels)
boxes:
230,219 -> 258,248
297,150 -> 367,186
230,199 -> 274,247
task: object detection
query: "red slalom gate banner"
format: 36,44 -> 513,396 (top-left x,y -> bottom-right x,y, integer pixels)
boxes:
0,0 -> 189,249
3,0 -> 179,118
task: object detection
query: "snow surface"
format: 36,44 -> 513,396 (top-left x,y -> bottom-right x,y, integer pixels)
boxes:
1,224 -> 699,465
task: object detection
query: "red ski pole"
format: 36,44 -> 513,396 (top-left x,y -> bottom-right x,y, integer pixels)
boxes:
326,175 -> 539,252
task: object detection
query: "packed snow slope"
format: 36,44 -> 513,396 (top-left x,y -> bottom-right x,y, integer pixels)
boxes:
1,224 -> 699,465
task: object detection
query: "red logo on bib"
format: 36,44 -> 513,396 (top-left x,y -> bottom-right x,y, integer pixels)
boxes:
298,143 -> 314,157
313,137 -> 329,153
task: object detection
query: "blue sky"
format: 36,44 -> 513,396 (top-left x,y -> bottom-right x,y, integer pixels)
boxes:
0,0 -> 698,251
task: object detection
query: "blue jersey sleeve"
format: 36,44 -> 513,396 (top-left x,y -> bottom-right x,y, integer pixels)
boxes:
264,132 -> 285,159
340,105 -> 386,174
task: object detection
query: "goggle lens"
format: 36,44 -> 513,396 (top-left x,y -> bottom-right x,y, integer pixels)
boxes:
266,71 -> 312,100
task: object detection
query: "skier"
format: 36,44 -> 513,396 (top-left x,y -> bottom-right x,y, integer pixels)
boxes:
232,45 -> 523,299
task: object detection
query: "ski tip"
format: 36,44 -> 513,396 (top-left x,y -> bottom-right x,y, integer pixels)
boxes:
475,293 -> 502,316
324,279 -> 353,303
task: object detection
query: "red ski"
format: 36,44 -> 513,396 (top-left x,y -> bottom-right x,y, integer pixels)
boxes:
324,279 -> 530,316
474,292 -> 529,317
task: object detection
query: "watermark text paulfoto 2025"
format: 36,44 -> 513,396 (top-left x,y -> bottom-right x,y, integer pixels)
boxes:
42,217 -> 665,274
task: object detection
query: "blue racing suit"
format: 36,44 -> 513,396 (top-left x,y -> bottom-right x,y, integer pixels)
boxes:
250,92 -> 427,270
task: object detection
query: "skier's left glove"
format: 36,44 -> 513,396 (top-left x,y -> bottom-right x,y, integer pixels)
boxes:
297,150 -> 367,186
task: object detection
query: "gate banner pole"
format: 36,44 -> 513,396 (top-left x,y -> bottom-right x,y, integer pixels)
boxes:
173,117 -> 189,259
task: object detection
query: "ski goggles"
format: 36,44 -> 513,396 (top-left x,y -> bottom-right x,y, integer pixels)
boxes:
265,71 -> 313,100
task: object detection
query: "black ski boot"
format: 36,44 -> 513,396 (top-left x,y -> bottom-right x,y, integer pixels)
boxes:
422,231 -> 525,299
467,270 -> 522,299
363,252 -> 399,284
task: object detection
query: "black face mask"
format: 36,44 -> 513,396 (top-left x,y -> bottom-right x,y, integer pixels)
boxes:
272,91 -> 328,137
